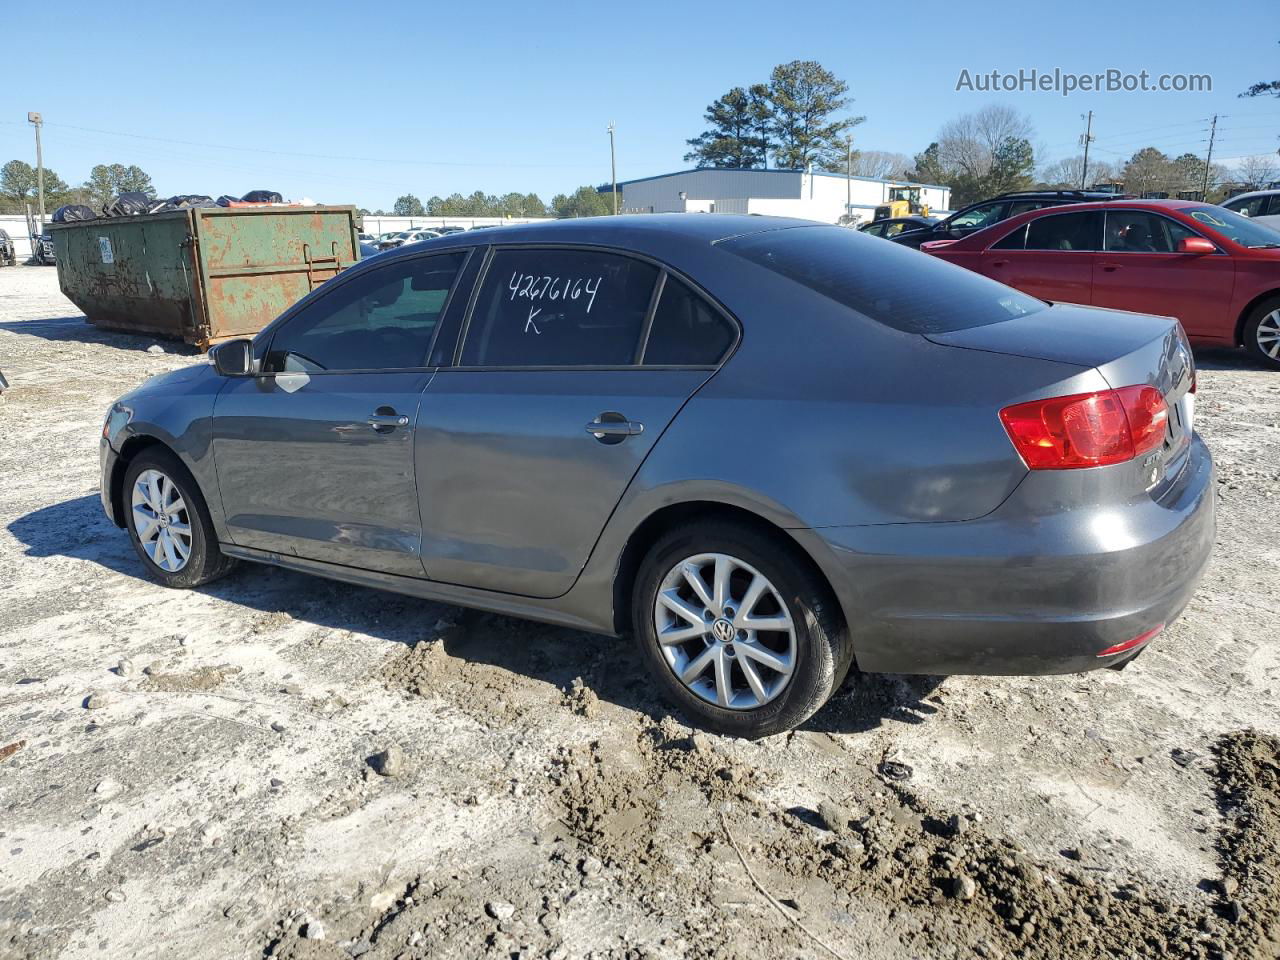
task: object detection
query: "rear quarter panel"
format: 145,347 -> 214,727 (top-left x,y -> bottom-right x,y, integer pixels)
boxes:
605,262 -> 1105,530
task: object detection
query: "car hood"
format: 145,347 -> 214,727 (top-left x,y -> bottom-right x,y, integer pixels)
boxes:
924,301 -> 1177,369
122,360 -> 218,401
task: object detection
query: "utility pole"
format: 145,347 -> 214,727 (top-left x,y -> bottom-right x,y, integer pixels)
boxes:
607,122 -> 618,215
1078,111 -> 1094,189
28,112 -> 45,232
1201,114 -> 1219,201
845,136 -> 853,217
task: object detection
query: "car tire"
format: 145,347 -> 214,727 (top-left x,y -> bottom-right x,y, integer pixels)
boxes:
123,447 -> 237,588
631,521 -> 853,739
1243,296 -> 1280,369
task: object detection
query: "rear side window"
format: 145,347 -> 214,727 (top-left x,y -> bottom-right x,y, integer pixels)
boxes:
720,226 -> 1045,334
462,249 -> 658,366
1027,211 -> 1102,251
643,277 -> 736,365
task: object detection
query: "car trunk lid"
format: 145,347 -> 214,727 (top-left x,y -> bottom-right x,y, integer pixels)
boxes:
928,301 -> 1195,477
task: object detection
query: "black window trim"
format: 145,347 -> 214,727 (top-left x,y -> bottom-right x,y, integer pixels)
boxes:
448,241 -> 742,373
256,245 -> 477,376
1100,208 -> 1224,255
986,208 -> 1103,252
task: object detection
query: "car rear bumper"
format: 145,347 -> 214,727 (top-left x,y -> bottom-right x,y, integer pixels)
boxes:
815,434 -> 1215,676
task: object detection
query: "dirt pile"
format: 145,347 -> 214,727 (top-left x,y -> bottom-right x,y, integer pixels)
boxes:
1211,730 -> 1280,960
262,729 -> 1280,960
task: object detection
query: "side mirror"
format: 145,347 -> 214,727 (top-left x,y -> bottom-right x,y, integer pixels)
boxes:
1178,237 -> 1217,255
211,338 -> 255,376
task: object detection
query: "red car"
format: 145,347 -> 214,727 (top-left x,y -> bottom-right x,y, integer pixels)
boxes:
921,200 -> 1280,368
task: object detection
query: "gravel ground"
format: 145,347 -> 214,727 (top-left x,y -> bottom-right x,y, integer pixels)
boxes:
1,264 -> 1277,960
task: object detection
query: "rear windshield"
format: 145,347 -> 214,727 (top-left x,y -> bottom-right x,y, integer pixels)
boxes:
719,225 -> 1045,334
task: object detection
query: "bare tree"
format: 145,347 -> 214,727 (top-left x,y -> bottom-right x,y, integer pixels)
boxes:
937,105 -> 1035,179
1039,155 -> 1116,188
1234,154 -> 1280,189
850,150 -> 912,179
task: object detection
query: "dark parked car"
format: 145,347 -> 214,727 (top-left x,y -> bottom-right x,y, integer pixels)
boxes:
33,233 -> 56,265
0,229 -> 17,266
100,216 -> 1214,737
920,200 -> 1280,368
858,215 -> 938,239
891,190 -> 1136,249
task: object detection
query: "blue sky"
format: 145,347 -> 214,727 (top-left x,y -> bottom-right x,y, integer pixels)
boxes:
2,0 -> 1277,209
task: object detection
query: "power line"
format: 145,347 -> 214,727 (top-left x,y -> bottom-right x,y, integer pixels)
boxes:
2,118 -> 572,170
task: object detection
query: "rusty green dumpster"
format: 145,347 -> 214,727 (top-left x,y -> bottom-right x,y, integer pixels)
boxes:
49,205 -> 360,350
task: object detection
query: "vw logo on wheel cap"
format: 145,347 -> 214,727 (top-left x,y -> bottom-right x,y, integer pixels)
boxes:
712,618 -> 736,643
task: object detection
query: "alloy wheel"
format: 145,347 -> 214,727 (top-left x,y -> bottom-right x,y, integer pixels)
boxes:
1256,309 -> 1280,360
131,468 -> 193,572
654,552 -> 796,710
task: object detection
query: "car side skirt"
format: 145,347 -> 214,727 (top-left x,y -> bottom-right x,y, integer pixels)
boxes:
218,543 -> 616,636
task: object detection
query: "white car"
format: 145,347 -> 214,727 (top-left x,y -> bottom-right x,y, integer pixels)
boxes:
1220,190 -> 1280,231
376,229 -> 440,251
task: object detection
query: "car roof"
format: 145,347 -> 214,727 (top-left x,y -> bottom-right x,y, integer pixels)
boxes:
372,213 -> 818,257
1002,198 -> 1212,215
1225,189 -> 1280,200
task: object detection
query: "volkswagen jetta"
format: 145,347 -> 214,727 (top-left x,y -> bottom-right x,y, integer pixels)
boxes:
101,215 -> 1214,737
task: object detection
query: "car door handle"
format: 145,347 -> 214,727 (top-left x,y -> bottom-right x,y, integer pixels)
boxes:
586,413 -> 644,443
368,410 -> 409,431
1099,262 -> 1121,272
989,259 -> 1008,268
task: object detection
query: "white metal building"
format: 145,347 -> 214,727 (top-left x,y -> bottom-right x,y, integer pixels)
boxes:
602,168 -> 951,224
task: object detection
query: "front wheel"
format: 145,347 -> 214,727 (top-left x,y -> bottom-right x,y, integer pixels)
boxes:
1243,297 -> 1280,369
123,448 -> 237,588
631,521 -> 852,738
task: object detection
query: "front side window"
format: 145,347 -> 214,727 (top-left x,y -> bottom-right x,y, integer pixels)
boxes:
642,277 -> 736,366
461,249 -> 658,367
266,252 -> 466,372
1224,195 -> 1271,218
948,202 -> 1005,234
1103,211 -> 1196,253
861,222 -> 886,237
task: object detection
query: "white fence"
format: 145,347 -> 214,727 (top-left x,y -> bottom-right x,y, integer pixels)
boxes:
0,214 -> 41,260
360,215 -> 553,235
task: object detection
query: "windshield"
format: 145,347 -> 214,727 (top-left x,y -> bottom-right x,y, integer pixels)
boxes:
721,225 -> 1045,334
1178,206 -> 1280,248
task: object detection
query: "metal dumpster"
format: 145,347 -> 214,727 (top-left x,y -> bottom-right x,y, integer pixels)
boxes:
49,205 -> 360,349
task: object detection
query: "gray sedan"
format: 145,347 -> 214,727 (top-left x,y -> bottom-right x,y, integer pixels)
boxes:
100,215 -> 1214,737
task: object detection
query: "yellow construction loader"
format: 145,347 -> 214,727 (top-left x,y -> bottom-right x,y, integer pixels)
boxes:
873,185 -> 930,221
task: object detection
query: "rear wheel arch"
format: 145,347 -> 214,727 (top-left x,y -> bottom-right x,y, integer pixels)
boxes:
611,500 -> 850,642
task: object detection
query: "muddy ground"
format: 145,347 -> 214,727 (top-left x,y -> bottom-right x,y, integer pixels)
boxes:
0,263 -> 1277,959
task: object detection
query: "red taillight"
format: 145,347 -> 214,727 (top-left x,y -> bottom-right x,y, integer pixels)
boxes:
1096,624 -> 1164,658
999,385 -> 1168,469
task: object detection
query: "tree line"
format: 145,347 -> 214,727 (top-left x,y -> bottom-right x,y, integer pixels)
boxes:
381,185 -> 613,219
0,160 -> 155,215
684,62 -> 1277,209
